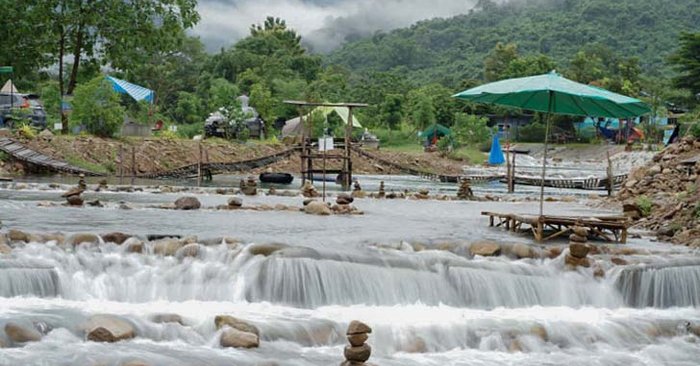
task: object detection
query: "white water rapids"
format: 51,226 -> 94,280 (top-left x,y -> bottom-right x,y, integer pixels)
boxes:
1,180 -> 699,365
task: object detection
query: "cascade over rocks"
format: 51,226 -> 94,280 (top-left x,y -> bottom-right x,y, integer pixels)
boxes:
248,243 -> 288,256
66,233 -> 101,246
84,315 -> 136,342
215,315 -> 260,336
101,232 -> 132,245
8,229 -> 30,242
470,241 -> 501,257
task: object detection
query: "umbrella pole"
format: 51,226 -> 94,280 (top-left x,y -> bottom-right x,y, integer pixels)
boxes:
539,93 -> 554,217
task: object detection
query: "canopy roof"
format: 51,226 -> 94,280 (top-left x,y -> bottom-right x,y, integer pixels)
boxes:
1,79 -> 19,94
421,123 -> 452,139
106,76 -> 154,103
282,106 -> 362,137
453,71 -> 650,118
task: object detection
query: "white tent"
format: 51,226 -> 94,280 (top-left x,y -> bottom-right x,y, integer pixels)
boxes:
281,106 -> 362,137
1,80 -> 19,94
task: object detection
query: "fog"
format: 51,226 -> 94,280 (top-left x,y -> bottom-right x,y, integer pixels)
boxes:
194,0 -> 479,53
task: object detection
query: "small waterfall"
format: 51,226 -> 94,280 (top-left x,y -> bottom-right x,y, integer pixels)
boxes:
614,263 -> 700,308
0,260 -> 59,297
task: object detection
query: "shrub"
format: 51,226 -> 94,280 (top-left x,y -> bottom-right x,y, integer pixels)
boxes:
517,122 -> 547,142
17,123 -> 36,139
70,76 -> 125,137
453,113 -> 490,146
636,195 -> 653,217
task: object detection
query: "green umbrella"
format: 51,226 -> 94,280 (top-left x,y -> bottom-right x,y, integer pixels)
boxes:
453,71 -> 651,215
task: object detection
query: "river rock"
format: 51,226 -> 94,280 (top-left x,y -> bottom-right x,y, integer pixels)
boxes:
151,314 -> 183,325
153,238 -> 183,256
622,201 -> 642,220
101,232 -> 132,245
336,193 -> 354,205
569,234 -> 587,243
86,199 -> 103,207
4,322 -> 42,343
67,233 -> 101,246
511,243 -> 535,259
8,229 -> 29,243
85,315 -> 135,342
402,336 -> 428,353
569,243 -> 590,258
470,241 -> 501,257
565,254 -> 591,268
344,344 -> 371,362
67,195 -> 84,206
220,327 -> 259,348
123,238 -> 144,253
174,196 -> 201,210
61,187 -> 84,198
611,257 -> 628,265
215,315 -> 260,336
572,227 -> 589,237
347,320 -> 372,335
530,324 -> 548,341
0,242 -> 11,255
176,243 -> 201,258
228,197 -> 243,208
248,243 -> 288,256
305,201 -> 332,216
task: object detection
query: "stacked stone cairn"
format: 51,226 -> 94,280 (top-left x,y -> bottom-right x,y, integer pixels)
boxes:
239,176 -> 258,196
414,188 -> 430,200
61,174 -> 87,206
351,179 -> 366,199
377,181 -> 386,198
96,178 -> 108,192
456,178 -> 474,200
341,320 -> 372,366
301,181 -> 320,198
565,225 -> 591,268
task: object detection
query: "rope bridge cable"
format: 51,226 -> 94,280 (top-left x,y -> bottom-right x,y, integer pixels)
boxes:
351,146 -> 460,182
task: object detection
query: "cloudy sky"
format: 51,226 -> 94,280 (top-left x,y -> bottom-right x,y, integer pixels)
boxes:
194,0 -> 479,53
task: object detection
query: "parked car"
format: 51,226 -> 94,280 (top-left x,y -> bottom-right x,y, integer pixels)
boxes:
0,93 -> 47,129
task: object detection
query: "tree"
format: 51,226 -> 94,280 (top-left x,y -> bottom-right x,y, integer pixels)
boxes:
380,94 -> 404,129
70,76 -> 124,137
173,92 -> 204,125
669,32 -> 700,101
484,43 -> 519,81
412,95 -> 436,130
249,83 -> 275,126
503,54 -> 557,79
453,113 -> 490,145
209,78 -> 240,111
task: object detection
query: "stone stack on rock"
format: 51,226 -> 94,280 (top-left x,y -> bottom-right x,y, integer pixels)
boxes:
616,136 -> 700,247
301,181 -> 319,198
239,176 -> 258,196
332,193 -> 363,215
96,179 -> 108,192
341,320 -> 372,366
565,226 -> 591,268
414,188 -> 430,200
456,178 -> 474,200
61,183 -> 85,207
351,180 -> 366,198
377,181 -> 386,198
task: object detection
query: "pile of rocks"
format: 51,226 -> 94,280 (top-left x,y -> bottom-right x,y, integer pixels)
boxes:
301,181 -> 320,198
617,136 -> 700,247
377,181 -> 386,198
61,174 -> 87,206
413,188 -> 430,200
565,226 -> 591,268
456,178 -> 474,200
332,193 -> 363,215
239,176 -> 258,196
341,320 -> 372,366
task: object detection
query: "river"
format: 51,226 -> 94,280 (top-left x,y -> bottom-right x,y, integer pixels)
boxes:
0,178 -> 698,365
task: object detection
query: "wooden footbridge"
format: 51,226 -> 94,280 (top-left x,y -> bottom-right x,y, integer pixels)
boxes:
482,211 -> 630,243
0,137 -> 102,176
351,146 -> 461,182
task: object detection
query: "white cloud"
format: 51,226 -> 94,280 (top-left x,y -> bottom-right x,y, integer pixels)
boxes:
193,0 -> 478,53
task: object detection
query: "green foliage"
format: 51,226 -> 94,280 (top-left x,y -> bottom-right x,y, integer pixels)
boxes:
40,81 -> 62,124
173,92 -> 204,125
636,195 -> 653,218
70,76 -> 125,137
517,122 -> 547,143
372,128 -> 418,147
209,78 -> 240,111
669,32 -> 700,103
453,113 -> 490,145
379,94 -> 404,129
249,83 -> 274,122
176,122 -> 204,139
411,95 -> 436,130
436,135 -> 454,155
17,122 -> 37,139
0,151 -> 8,162
689,123 -> 700,138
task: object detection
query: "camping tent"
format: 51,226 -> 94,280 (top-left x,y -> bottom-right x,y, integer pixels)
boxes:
421,124 -> 451,142
282,106 -> 362,137
1,80 -> 19,94
106,76 -> 154,103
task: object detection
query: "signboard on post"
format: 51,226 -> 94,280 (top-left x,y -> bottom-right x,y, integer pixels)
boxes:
0,66 -> 13,73
318,137 -> 334,152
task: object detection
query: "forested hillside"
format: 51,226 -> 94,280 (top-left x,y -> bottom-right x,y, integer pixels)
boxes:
327,0 -> 700,87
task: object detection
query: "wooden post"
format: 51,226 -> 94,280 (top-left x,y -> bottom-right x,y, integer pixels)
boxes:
343,107 -> 353,190
130,146 -> 136,186
299,109 -> 306,186
197,141 -> 202,187
118,145 -> 124,185
510,152 -> 516,193
322,139 -> 326,202
606,150 -> 613,197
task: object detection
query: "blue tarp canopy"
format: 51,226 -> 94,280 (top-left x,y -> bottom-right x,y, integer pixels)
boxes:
106,76 -> 154,103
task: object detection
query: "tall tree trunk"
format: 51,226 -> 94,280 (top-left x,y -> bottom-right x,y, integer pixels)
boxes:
59,28 -> 67,134
66,22 -> 84,95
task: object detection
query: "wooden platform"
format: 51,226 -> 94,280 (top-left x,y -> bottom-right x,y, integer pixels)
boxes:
481,211 -> 630,243
0,137 -> 101,176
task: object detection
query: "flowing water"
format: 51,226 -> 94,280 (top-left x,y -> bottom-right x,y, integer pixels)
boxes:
0,179 -> 699,365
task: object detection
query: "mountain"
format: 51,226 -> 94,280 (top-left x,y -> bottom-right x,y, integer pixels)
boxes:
326,0 -> 700,87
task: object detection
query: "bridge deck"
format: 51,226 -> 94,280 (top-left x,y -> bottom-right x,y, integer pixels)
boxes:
0,137 -> 101,176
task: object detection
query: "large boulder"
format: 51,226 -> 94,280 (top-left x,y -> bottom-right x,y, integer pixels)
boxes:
344,344 -> 372,362
174,196 -> 201,210
220,328 -> 259,348
215,315 -> 259,336
84,315 -> 136,342
4,322 -> 42,343
101,232 -> 132,245
152,238 -> 184,256
67,233 -> 101,246
470,241 -> 501,257
304,201 -> 332,216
